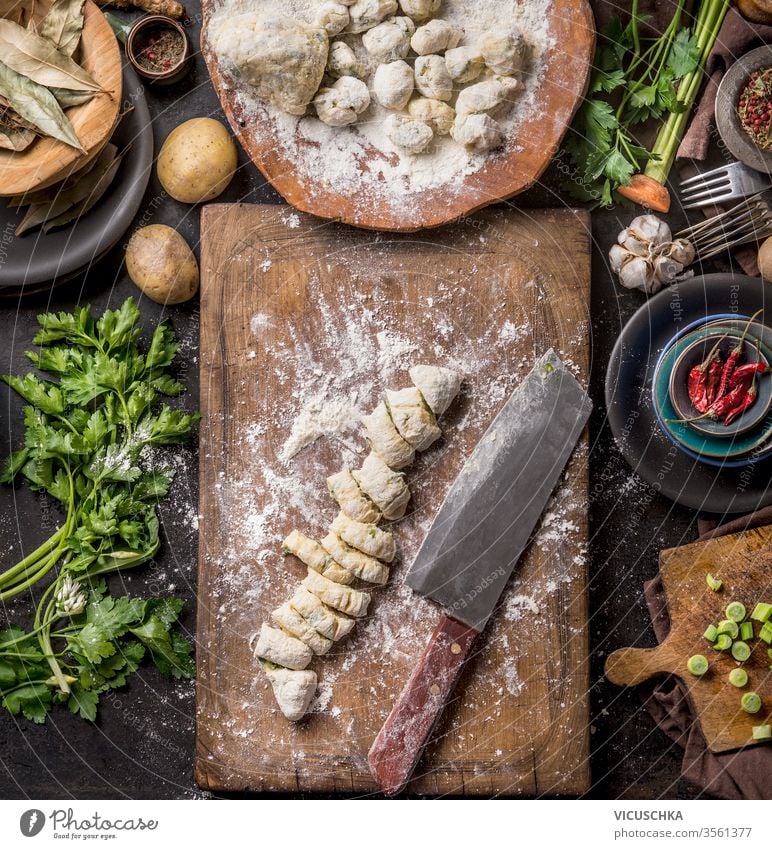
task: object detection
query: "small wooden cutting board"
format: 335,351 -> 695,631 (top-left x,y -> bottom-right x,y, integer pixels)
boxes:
606,527 -> 772,753
196,203 -> 592,795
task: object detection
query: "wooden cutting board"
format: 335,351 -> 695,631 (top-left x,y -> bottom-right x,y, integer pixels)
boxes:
606,527 -> 772,753
196,203 -> 592,795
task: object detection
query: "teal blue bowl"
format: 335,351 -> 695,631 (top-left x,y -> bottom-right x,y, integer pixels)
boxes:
653,326 -> 772,466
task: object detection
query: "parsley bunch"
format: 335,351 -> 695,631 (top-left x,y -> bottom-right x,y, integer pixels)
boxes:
0,299 -> 198,719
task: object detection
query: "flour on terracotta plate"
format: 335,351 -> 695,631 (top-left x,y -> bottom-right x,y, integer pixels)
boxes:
205,0 -> 556,211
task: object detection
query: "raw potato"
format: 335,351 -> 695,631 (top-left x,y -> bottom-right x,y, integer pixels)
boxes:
289,586 -> 355,640
408,97 -> 454,134
451,112 -> 504,152
125,225 -> 199,305
346,0 -> 398,33
386,386 -> 441,450
758,236 -> 772,279
321,532 -> 390,585
445,45 -> 484,83
157,118 -> 237,203
362,16 -> 414,62
272,603 -> 333,655
331,511 -> 396,562
327,41 -> 365,79
480,27 -> 529,76
283,529 -> 355,585
398,0 -> 440,22
373,60 -> 414,110
264,667 -> 317,721
362,400 -> 415,468
352,451 -> 410,520
414,54 -> 453,101
253,623 -> 313,670
386,114 -> 434,153
211,15 -> 328,116
302,568 -> 371,617
327,469 -> 382,523
314,76 -> 371,126
316,1 -> 350,35
455,76 -> 520,116
410,19 -> 462,55
409,364 -> 462,416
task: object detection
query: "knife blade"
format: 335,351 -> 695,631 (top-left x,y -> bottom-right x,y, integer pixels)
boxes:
367,349 -> 592,795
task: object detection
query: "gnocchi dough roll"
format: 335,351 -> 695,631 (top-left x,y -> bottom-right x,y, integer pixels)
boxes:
386,387 -> 442,450
254,623 -> 313,670
352,452 -> 410,520
409,364 -> 462,417
271,603 -> 333,655
362,401 -> 415,469
290,586 -> 355,641
327,469 -> 381,524
303,568 -> 371,617
331,511 -> 396,562
321,532 -> 390,585
263,666 -> 317,721
283,529 -> 355,585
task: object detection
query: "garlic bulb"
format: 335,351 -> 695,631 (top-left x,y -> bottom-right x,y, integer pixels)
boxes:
609,214 -> 694,294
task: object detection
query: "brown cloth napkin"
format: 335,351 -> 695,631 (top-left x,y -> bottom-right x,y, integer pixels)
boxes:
640,508 -> 772,799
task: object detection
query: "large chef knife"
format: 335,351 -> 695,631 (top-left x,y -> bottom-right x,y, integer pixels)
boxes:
367,349 -> 592,795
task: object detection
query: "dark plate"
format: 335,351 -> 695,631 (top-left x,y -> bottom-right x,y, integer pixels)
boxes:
606,273 -> 772,514
715,44 -> 772,174
0,63 -> 152,292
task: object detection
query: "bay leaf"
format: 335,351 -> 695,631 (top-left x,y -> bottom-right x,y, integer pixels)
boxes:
16,141 -> 117,234
0,126 -> 36,151
0,18 -> 100,91
0,59 -> 84,150
38,0 -> 85,58
51,86 -> 95,107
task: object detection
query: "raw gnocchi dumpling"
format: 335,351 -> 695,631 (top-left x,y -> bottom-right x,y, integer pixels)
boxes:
331,511 -> 396,562
327,469 -> 381,523
445,45 -> 484,83
480,27 -> 529,76
316,1 -> 350,35
407,96 -> 454,135
386,387 -> 441,450
346,0 -> 398,33
362,16 -> 415,62
373,60 -> 414,110
321,532 -> 390,585
451,112 -> 503,152
272,603 -> 332,655
212,15 -> 329,116
398,0 -> 440,22
290,586 -> 355,641
352,452 -> 410,520
326,41 -> 366,78
283,529 -> 355,585
455,76 -> 520,116
254,623 -> 313,670
303,568 -> 371,618
409,364 -> 462,416
410,20 -> 462,56
314,76 -> 371,126
414,54 -> 453,101
362,400 -> 415,468
385,114 -> 434,154
264,667 -> 317,721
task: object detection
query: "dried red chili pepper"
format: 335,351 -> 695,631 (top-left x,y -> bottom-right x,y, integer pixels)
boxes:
729,360 -> 768,387
723,380 -> 758,426
687,340 -> 724,413
708,375 -> 754,421
715,311 -> 764,399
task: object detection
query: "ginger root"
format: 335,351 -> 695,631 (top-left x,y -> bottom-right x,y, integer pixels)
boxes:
95,0 -> 185,19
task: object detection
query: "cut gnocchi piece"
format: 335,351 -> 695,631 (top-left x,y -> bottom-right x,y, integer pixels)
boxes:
303,568 -> 371,617
386,386 -> 441,450
455,76 -> 521,117
398,0 -> 441,22
289,586 -> 356,641
373,60 -> 415,110
316,1 -> 350,35
414,54 -> 453,101
362,400 -> 415,468
385,113 -> 434,154
451,112 -> 503,152
314,76 -> 371,126
352,451 -> 410,520
407,96 -> 455,135
263,666 -> 317,721
321,532 -> 390,585
283,529 -> 355,585
410,19 -> 462,55
327,41 -> 366,79
480,27 -> 529,76
445,45 -> 484,83
272,602 -> 333,655
362,16 -> 415,62
327,469 -> 382,523
346,0 -> 398,33
331,511 -> 396,562
409,364 -> 462,417
254,623 -> 313,670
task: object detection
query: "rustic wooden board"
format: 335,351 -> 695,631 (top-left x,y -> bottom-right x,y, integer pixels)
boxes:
200,0 -> 595,232
196,203 -> 592,795
606,527 -> 772,753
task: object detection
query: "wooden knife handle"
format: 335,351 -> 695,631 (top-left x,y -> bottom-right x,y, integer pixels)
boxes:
367,614 -> 478,796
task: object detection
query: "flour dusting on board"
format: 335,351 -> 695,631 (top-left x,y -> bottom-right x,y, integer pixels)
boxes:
205,0 -> 556,212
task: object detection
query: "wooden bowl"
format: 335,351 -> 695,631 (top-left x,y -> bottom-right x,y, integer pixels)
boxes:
0,0 -> 122,197
201,0 -> 595,232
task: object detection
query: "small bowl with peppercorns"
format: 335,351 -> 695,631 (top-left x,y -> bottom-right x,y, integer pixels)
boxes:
126,14 -> 192,86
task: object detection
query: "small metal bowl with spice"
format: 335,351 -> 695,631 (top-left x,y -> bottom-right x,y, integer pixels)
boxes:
716,44 -> 772,173
126,14 -> 192,85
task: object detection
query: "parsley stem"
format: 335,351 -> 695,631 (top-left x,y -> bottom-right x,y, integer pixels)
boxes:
0,527 -> 65,589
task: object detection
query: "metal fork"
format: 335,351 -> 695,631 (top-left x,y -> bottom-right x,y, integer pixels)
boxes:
676,193 -> 772,261
679,161 -> 772,209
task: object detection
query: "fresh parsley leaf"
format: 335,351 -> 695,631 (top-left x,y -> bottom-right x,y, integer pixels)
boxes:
67,683 -> 99,721
130,615 -> 194,680
3,683 -> 52,723
667,28 -> 701,79
1,374 -> 64,415
96,299 -> 141,352
69,623 -> 116,664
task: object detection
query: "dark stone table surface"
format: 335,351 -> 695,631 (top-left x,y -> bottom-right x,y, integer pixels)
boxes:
0,1 -> 754,800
